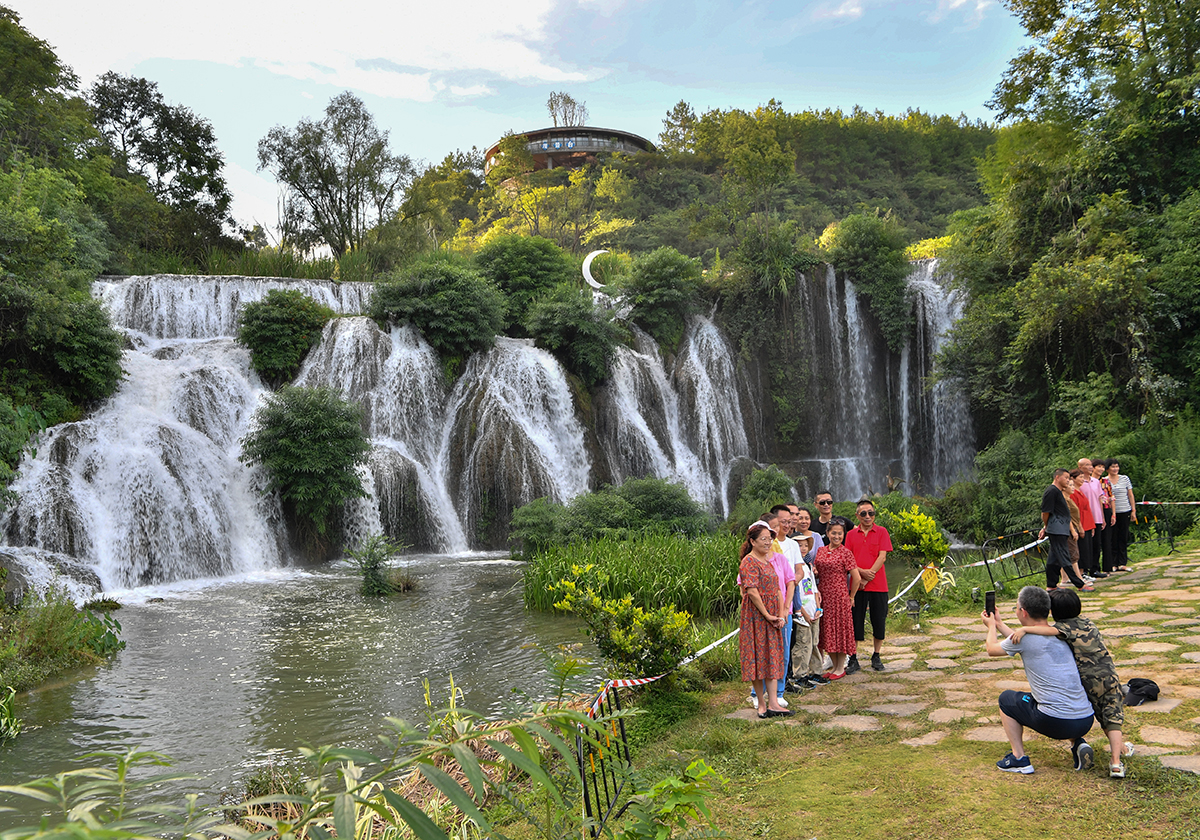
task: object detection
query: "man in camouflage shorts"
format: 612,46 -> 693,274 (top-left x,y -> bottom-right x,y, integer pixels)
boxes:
1009,588 -> 1130,777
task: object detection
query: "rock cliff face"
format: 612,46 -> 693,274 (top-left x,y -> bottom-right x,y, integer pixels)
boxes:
1,266 -> 974,588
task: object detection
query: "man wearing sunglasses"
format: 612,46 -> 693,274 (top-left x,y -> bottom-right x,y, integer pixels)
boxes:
845,499 -> 893,673
811,491 -> 835,539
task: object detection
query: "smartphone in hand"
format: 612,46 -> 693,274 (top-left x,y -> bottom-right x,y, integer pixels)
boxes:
985,590 -> 996,617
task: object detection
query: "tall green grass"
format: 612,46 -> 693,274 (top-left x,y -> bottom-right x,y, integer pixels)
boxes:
522,532 -> 742,618
203,248 -> 338,280
0,586 -> 125,691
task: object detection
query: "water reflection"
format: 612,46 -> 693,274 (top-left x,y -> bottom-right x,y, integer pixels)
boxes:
0,555 -> 593,826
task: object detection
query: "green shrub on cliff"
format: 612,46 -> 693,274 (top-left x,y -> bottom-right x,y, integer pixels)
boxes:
524,283 -> 624,387
236,289 -> 335,386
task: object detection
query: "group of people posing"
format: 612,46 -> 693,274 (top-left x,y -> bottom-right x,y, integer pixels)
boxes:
737,493 -> 892,719
1040,458 -> 1138,591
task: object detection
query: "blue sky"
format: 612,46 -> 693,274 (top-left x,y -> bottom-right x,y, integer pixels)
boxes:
19,0 -> 1026,234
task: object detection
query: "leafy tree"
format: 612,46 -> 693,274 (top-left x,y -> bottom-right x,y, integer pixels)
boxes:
87,72 -> 234,249
368,255 -> 506,365
393,148 -> 487,251
619,247 -> 703,348
546,91 -> 588,127
0,6 -> 93,165
524,283 -> 624,387
658,100 -> 697,155
257,92 -> 414,256
236,290 -> 335,387
819,213 -> 913,353
475,234 -> 574,331
240,385 -> 370,550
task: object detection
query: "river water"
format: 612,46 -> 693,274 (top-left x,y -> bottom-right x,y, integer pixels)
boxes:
0,554 -> 592,826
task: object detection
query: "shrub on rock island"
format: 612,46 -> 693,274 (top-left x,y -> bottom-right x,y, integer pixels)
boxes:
240,385 -> 370,552
236,289 -> 335,387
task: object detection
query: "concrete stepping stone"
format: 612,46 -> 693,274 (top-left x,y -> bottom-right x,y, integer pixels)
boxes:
1116,656 -> 1168,667
963,725 -> 1010,742
1181,652 -> 1200,662
1174,635 -> 1200,646
1162,618 -> 1200,626
930,617 -> 978,625
1101,625 -> 1159,637
1166,685 -> 1200,698
927,639 -> 966,650
926,659 -> 962,670
1147,579 -> 1178,590
1114,612 -> 1177,623
952,631 -> 987,641
893,671 -> 941,681
1138,725 -> 1200,746
927,625 -> 956,636
928,708 -> 970,723
901,730 -> 948,746
815,715 -> 881,731
938,681 -> 973,690
942,690 -> 978,703
794,703 -> 841,715
883,694 -> 922,702
1155,591 -> 1200,601
865,701 -> 928,717
885,635 -> 925,646
1129,697 -> 1185,713
996,680 -> 1032,691
1117,744 -> 1180,756
1128,641 -> 1180,652
1159,756 -> 1200,774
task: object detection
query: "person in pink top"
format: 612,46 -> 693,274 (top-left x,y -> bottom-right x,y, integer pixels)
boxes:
1076,457 -> 1108,579
845,499 -> 894,673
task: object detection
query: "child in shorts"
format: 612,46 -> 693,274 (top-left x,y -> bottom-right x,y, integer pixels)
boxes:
1010,587 -> 1131,777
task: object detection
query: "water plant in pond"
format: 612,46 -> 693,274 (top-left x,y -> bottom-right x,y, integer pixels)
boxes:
346,533 -> 414,596
0,686 -> 19,742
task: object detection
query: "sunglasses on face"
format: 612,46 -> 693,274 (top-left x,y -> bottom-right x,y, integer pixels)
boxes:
817,500 -> 832,505
858,511 -> 876,518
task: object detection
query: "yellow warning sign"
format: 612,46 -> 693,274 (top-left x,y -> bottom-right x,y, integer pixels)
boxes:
921,565 -> 939,593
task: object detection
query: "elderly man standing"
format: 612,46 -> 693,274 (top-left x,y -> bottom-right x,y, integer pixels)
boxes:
983,586 -> 1095,773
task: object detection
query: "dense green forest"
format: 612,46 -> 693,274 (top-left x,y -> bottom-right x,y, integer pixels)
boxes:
4,1 -> 1200,543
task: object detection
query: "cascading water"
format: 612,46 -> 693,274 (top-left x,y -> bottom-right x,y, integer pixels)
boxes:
1,334 -> 285,590
0,266 -> 975,590
899,259 -> 974,490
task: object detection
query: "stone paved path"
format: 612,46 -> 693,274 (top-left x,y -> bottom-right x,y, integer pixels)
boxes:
723,548 -> 1200,776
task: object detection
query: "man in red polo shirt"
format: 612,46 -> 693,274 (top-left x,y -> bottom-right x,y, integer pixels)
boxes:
845,498 -> 893,673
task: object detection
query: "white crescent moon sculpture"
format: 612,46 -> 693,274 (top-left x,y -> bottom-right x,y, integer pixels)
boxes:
582,250 -> 608,289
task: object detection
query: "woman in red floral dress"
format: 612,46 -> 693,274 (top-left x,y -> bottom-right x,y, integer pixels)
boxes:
739,520 -> 791,717
814,519 -> 861,680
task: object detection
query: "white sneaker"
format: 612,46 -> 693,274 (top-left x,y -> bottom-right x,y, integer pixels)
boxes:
1124,742 -> 1135,757
776,696 -> 789,708
747,695 -> 758,709
1083,575 -> 1096,584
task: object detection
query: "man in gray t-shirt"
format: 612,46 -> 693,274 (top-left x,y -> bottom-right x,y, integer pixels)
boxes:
983,586 -> 1094,773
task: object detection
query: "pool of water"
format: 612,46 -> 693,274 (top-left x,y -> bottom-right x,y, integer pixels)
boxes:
0,554 -> 593,826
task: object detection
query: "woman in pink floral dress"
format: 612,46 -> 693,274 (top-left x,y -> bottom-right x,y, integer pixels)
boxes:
814,519 -> 861,680
739,520 -> 791,717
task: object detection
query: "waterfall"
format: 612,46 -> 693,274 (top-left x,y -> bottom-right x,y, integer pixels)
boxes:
96,275 -> 373,339
2,333 -> 285,589
900,259 -> 974,490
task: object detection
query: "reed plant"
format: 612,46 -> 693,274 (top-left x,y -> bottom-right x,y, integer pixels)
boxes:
203,247 -> 338,280
522,532 -> 741,618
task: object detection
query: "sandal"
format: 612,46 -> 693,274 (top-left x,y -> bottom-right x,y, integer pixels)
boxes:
765,708 -> 794,718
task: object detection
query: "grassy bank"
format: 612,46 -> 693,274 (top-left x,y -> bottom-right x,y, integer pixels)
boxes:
523,532 -> 742,618
0,589 -> 124,692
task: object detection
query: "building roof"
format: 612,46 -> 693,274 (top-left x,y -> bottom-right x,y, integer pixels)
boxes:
484,125 -> 655,173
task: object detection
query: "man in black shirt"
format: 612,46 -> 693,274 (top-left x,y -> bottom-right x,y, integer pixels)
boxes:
1039,469 -> 1091,591
811,490 -> 834,539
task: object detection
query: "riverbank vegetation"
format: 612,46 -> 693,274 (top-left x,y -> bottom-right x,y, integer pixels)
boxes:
0,586 -> 124,693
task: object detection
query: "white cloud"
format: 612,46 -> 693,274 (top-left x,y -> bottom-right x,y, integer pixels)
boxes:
812,0 -> 865,21
927,0 -> 993,25
15,0 -> 590,97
